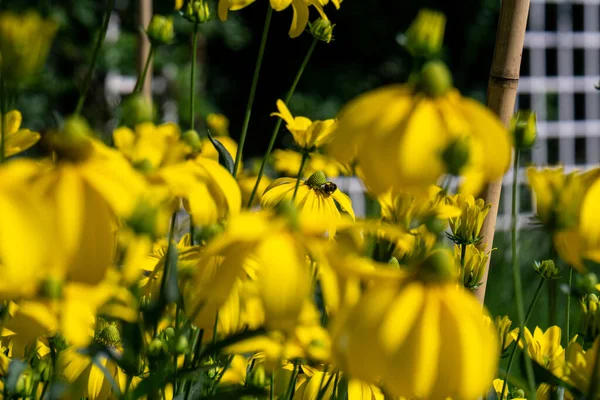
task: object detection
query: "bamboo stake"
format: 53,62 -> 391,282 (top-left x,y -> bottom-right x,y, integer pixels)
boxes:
138,0 -> 153,99
475,0 -> 530,304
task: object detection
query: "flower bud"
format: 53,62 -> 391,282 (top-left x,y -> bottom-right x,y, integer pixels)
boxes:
511,110 -> 537,149
147,15 -> 174,45
306,170 -> 327,188
577,272 -> 599,294
184,0 -> 211,24
37,358 -> 52,382
121,94 -> 155,128
456,244 -> 489,290
416,60 -> 453,97
94,324 -> 122,348
580,293 -> 600,342
533,259 -> 560,280
175,335 -> 189,354
148,337 -> 168,358
388,256 -> 400,269
404,9 -> 446,58
182,129 -> 202,153
309,18 -> 334,43
15,371 -> 34,397
494,315 -> 517,352
511,388 -> 526,399
46,114 -> 94,160
441,136 -> 470,176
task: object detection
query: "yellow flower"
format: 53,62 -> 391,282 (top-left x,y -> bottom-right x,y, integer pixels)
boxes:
455,244 -> 490,289
1,110 -> 41,157
580,294 -> 600,342
329,62 -> 511,195
512,326 -> 567,379
261,171 -> 354,236
492,379 -> 528,400
175,0 -> 184,10
58,346 -> 129,400
0,11 -> 57,82
272,149 -> 348,178
218,0 -> 337,38
206,113 -> 230,136
404,9 -> 446,58
564,337 -> 599,396
185,211 -> 310,333
490,315 -> 519,352
379,185 -> 460,231
271,100 -> 337,150
333,277 -> 498,399
446,193 -> 492,245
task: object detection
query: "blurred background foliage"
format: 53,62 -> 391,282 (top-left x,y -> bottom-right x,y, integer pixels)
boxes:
8,0 -> 561,332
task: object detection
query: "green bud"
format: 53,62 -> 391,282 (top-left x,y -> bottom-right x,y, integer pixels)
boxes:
416,60 -> 453,97
148,337 -> 168,358
164,327 -> 176,339
15,371 -> 34,397
175,336 -> 189,354
309,18 -> 334,43
121,94 -> 155,128
306,170 -> 327,188
147,15 -> 174,45
580,293 -> 600,342
94,324 -> 122,348
182,129 -> 202,153
39,278 -> 63,299
388,256 -> 400,269
184,0 -> 211,24
441,136 -> 470,176
512,389 -> 525,399
424,216 -> 446,235
533,259 -> 560,280
48,114 -> 94,160
37,358 -> 52,382
403,9 -> 446,58
511,110 -> 537,149
578,272 -> 599,294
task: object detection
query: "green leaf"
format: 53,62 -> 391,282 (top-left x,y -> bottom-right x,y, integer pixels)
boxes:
198,328 -> 267,360
206,129 -> 235,175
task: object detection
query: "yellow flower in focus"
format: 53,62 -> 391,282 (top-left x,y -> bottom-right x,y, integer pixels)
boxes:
329,62 -> 511,195
0,11 -> 57,82
271,100 -> 337,150
379,185 -> 460,231
261,171 -> 354,236
446,193 -> 491,245
1,110 -> 41,157
512,326 -> 567,379
334,278 -> 498,399
272,149 -> 348,178
206,113 -> 230,137
218,0 -> 337,38
455,244 -> 490,290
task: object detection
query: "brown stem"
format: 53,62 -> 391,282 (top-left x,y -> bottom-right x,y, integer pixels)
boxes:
475,0 -> 531,304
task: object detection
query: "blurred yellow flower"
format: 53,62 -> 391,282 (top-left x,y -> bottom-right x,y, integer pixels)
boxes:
334,276 -> 498,398
564,337 -> 599,396
175,0 -> 184,10
329,62 -> 511,195
272,149 -> 348,178
206,113 -> 230,137
218,0 -> 338,38
0,11 -> 57,82
238,172 -> 272,207
261,171 -> 354,236
271,100 -> 337,150
1,110 -> 41,157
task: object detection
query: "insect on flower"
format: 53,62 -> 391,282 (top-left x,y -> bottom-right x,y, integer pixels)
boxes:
319,181 -> 337,196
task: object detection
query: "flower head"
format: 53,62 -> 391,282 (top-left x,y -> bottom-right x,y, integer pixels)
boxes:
455,244 -> 490,290
446,193 -> 492,245
0,11 -> 57,83
271,100 -> 337,150
261,170 -> 354,236
329,61 -> 511,195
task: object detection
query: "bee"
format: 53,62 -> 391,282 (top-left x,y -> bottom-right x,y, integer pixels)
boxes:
320,182 -> 337,195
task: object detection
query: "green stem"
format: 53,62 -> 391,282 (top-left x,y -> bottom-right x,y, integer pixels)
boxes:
460,243 -> 467,287
232,6 -> 273,178
75,0 -> 115,114
0,75 -> 5,163
508,149 -> 536,398
549,280 -> 557,326
292,151 -> 309,201
284,362 -> 300,400
246,37 -> 318,206
133,45 -> 155,94
501,276 -> 545,399
565,267 -> 573,346
270,372 -> 274,400
189,24 -> 199,131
